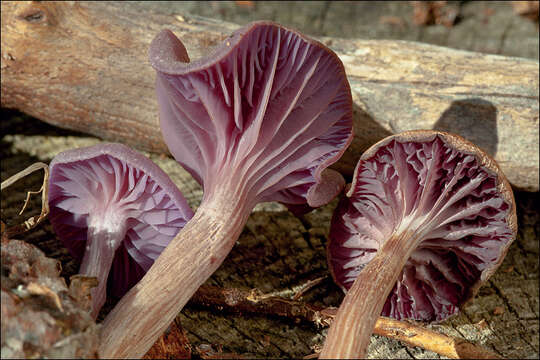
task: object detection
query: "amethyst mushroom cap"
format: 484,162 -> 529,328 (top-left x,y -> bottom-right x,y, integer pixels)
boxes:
48,143 -> 193,319
151,21 -> 353,209
321,130 -> 517,358
99,21 -> 353,358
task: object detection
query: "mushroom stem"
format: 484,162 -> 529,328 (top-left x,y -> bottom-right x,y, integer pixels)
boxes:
80,224 -> 126,319
99,189 -> 251,358
320,230 -> 421,359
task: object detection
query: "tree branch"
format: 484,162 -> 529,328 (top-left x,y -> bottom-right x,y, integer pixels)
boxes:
187,285 -> 501,359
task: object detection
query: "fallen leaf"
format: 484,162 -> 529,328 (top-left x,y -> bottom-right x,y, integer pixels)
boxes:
26,282 -> 64,312
69,275 -> 98,313
410,1 -> 459,27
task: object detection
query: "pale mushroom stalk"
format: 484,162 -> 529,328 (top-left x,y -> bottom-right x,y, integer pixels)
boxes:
322,231 -> 419,357
321,131 -> 516,358
48,143 -> 193,321
100,187 -> 250,357
99,21 -> 354,358
80,220 -> 126,319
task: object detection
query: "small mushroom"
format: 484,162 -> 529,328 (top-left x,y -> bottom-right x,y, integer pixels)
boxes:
320,130 -> 517,358
48,143 -> 193,319
99,21 -> 353,358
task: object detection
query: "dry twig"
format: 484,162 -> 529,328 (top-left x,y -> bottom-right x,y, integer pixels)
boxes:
1,162 -> 50,238
372,316 -> 501,359
292,276 -> 327,301
188,285 -> 501,359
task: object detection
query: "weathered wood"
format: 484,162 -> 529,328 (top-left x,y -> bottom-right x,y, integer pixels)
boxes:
0,1 -> 236,155
188,285 -> 502,359
1,1 -> 538,191
1,115 -> 539,358
1,238 -> 100,358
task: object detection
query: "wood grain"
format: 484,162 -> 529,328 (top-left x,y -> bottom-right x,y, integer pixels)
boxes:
1,119 -> 539,358
1,1 -> 538,192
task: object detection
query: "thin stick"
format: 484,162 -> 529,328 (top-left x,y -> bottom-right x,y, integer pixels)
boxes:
372,317 -> 501,359
1,162 -> 50,238
292,276 -> 327,301
188,285 -> 501,359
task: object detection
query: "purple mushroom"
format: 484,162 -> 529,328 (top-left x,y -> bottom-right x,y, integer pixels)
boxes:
320,130 -> 517,358
99,21 -> 353,358
48,143 -> 193,319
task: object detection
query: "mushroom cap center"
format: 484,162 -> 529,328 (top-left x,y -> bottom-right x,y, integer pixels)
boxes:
87,206 -> 129,251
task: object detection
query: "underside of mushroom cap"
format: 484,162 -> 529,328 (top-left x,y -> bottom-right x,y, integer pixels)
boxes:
48,143 -> 193,297
328,130 -> 517,322
150,21 -> 353,210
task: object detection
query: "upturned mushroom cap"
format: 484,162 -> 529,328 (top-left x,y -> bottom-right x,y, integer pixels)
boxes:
96,23 -> 353,358
149,21 -> 353,210
328,130 -> 517,322
48,143 -> 193,298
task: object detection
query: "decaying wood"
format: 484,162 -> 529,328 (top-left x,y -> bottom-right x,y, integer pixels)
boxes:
143,318 -> 191,359
1,1 -> 538,191
1,238 -> 100,358
1,123 -> 538,358
187,285 -> 501,359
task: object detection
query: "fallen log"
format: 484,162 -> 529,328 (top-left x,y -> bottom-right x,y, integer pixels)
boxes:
1,1 -> 538,190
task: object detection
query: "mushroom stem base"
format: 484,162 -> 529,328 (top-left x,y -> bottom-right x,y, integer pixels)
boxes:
320,230 -> 420,359
98,191 -> 251,359
80,226 -> 124,319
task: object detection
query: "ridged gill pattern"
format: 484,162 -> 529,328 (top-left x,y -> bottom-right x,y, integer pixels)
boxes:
328,135 -> 515,321
48,146 -> 192,297
153,22 -> 352,207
